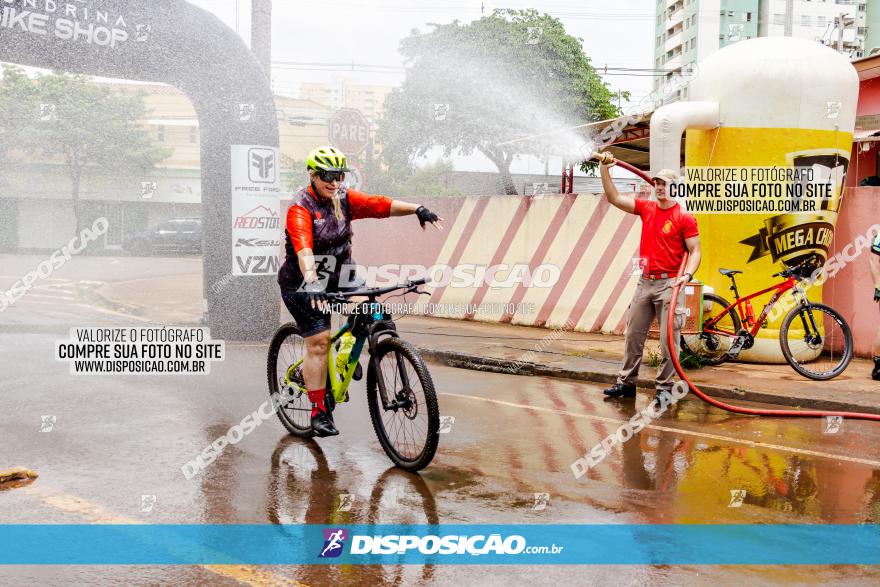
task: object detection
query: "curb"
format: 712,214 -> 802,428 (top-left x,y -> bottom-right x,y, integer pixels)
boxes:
87,284 -> 201,326
418,348 -> 880,416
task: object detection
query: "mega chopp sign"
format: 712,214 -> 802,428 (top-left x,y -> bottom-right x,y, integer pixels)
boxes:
0,0 -> 280,340
0,0 -> 151,47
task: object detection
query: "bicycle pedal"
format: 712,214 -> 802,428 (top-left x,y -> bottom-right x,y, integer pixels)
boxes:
353,363 -> 363,381
727,336 -> 747,359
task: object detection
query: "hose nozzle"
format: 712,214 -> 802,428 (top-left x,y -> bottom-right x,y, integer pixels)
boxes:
592,151 -> 615,165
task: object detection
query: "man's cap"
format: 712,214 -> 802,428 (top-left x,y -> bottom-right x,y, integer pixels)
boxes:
651,169 -> 680,183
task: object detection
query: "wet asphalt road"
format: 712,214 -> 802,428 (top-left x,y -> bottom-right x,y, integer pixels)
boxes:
3,270 -> 880,585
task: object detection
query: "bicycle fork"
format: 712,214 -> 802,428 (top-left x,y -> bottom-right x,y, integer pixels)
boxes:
371,346 -> 414,412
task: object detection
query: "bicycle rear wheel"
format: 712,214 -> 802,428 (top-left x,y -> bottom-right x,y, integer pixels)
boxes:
680,293 -> 742,366
779,303 -> 852,380
366,337 -> 439,472
267,322 -> 314,437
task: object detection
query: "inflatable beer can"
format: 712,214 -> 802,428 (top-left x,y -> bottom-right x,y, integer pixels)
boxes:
682,37 -> 858,362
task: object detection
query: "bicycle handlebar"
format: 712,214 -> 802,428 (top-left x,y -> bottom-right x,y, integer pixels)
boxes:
771,258 -> 818,280
324,278 -> 428,302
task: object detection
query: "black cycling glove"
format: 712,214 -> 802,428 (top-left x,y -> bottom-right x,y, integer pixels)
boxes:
415,206 -> 439,228
302,281 -> 329,307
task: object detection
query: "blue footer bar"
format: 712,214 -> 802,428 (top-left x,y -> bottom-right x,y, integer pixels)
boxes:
1,524 -> 878,565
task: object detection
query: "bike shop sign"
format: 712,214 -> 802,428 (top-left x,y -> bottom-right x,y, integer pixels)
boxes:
231,145 -> 282,276
0,0 -> 153,48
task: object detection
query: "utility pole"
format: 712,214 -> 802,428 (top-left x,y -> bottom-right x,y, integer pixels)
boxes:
838,13 -> 846,52
251,0 -> 272,80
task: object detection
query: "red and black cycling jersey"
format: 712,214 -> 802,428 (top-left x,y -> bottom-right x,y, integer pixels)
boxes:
278,184 -> 392,288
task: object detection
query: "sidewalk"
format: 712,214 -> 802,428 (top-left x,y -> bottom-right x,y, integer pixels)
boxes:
93,271 -> 880,415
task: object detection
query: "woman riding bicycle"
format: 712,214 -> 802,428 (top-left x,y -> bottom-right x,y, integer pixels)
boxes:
278,146 -> 443,437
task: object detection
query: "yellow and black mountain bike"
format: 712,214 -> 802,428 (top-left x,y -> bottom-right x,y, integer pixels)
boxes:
267,278 -> 439,471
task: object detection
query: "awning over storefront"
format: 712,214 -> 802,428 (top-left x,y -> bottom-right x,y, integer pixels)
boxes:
853,128 -> 880,142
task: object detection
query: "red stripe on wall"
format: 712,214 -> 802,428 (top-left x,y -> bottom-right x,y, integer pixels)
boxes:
500,194 -> 577,323
427,196 -> 490,307
464,197 -> 533,320
533,198 -> 611,328
589,237 -> 639,332
563,213 -> 639,330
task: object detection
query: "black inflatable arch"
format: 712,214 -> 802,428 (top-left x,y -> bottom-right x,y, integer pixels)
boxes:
1,0 -> 279,339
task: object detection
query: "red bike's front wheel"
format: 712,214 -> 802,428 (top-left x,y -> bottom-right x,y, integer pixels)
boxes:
779,303 -> 853,380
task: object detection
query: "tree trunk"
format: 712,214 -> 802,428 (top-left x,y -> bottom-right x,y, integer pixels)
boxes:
478,146 -> 518,195
497,164 -> 517,195
69,156 -> 83,236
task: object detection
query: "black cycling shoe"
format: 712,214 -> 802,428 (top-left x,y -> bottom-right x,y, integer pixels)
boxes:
603,383 -> 636,398
873,364 -> 880,382
311,411 -> 339,437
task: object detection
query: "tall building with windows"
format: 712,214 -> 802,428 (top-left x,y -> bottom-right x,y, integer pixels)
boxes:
867,0 -> 880,55
299,78 -> 393,124
654,1 -> 871,95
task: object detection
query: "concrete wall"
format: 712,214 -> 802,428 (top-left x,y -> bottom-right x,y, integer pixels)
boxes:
825,187 -> 880,358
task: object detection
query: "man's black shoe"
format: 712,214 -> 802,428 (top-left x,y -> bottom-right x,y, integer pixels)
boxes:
311,411 -> 339,437
603,383 -> 636,398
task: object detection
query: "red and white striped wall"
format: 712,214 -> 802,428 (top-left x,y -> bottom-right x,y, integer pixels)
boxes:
353,192 -> 643,335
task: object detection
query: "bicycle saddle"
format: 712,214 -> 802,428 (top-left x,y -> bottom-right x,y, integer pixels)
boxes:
718,268 -> 742,277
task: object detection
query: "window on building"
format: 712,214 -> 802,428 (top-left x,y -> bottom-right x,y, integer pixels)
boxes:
773,13 -> 785,25
801,15 -> 811,26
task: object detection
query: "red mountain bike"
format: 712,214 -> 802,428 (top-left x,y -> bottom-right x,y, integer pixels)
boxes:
681,260 -> 853,380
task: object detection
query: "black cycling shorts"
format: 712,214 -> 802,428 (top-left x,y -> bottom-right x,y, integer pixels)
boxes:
280,287 -> 331,338
279,275 -> 366,338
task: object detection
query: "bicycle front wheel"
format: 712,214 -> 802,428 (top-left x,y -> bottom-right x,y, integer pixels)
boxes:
267,322 -> 314,437
366,337 -> 439,472
779,303 -> 853,380
680,293 -> 742,366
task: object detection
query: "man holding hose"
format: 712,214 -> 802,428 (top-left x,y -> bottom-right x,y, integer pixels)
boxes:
597,152 -> 701,400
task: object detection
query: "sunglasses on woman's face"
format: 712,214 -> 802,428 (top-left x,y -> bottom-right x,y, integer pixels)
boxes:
317,170 -> 345,183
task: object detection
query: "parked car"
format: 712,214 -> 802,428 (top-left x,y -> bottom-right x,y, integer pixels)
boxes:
124,218 -> 202,256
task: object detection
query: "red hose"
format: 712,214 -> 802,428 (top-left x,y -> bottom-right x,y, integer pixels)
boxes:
613,160 -> 654,185
665,253 -> 880,421
603,157 -> 879,420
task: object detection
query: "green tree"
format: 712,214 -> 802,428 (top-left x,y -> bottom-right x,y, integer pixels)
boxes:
1,67 -> 171,235
380,9 -> 623,195
0,65 -> 40,174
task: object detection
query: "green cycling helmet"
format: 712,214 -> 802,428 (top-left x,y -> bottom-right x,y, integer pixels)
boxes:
306,146 -> 350,172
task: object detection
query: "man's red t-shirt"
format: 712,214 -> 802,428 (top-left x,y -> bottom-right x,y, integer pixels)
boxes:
633,199 -> 699,275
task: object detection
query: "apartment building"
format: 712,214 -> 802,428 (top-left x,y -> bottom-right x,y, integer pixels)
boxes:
655,0 -> 872,95
299,77 -> 393,123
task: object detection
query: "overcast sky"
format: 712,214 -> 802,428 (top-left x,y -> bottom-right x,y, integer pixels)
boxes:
190,0 -> 657,106
188,0 -> 657,174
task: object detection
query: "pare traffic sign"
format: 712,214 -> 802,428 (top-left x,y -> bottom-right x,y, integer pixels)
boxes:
329,109 -> 370,155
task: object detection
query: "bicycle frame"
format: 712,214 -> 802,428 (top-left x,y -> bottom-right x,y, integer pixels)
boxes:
283,303 -> 409,406
703,275 -> 809,338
